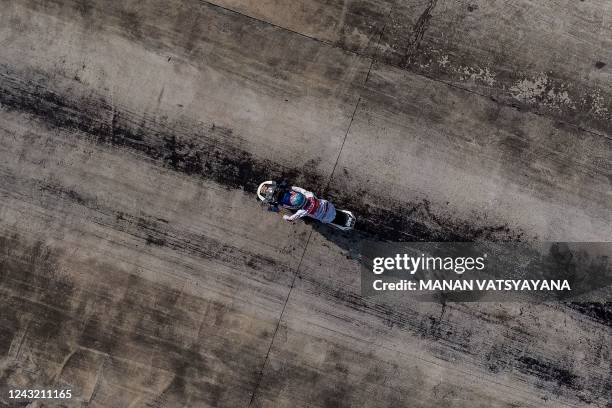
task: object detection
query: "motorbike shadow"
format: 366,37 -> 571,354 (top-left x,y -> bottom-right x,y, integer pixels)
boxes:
267,202 -> 365,260
303,218 -> 364,261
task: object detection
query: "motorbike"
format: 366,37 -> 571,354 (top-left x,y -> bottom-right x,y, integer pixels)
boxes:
257,181 -> 356,231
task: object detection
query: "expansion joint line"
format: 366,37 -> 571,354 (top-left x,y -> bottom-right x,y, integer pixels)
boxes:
323,97 -> 361,195
247,73 -> 361,408
247,230 -> 314,407
247,81 -> 361,408
365,6 -> 398,85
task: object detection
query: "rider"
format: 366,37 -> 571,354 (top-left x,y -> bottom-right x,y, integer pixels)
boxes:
265,181 -> 336,224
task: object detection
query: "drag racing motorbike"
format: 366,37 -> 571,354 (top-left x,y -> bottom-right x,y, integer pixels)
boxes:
257,180 -> 356,231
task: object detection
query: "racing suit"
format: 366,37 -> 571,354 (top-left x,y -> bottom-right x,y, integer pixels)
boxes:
282,186 -> 336,224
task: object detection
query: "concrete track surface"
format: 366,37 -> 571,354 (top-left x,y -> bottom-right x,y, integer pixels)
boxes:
0,1 -> 610,407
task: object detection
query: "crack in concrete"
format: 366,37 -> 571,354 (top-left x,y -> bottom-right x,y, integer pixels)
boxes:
248,95 -> 363,408
247,230 -> 313,407
324,97 -> 362,195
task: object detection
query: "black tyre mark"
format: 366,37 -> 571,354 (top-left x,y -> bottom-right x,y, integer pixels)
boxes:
0,67 -> 525,243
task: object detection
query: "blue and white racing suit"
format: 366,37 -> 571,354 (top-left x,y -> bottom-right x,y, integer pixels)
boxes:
282,187 -> 336,224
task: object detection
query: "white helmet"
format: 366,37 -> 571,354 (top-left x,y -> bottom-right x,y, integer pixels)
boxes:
256,181 -> 277,203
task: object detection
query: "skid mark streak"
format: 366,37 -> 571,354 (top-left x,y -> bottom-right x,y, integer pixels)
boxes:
326,188 -> 525,242
516,356 -> 579,390
20,179 -> 289,280
294,274 -> 610,401
400,0 -> 438,67
0,67 -> 323,192
566,302 -> 612,328
0,68 -> 525,243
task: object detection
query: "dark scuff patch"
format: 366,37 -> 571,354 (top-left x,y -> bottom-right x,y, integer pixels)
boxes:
566,302 -> 612,327
326,188 -> 525,242
0,67 -> 526,243
335,1 -> 391,55
595,61 -> 606,69
39,183 -> 90,206
0,235 -> 75,325
145,235 -> 166,246
485,343 -> 511,374
0,234 -> 78,389
516,356 -> 581,390
0,328 -> 13,358
400,0 -> 438,67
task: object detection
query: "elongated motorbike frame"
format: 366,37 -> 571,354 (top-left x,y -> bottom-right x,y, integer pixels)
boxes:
256,181 -> 356,231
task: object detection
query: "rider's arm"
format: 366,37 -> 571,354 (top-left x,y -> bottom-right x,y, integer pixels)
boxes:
291,186 -> 314,198
283,209 -> 307,221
